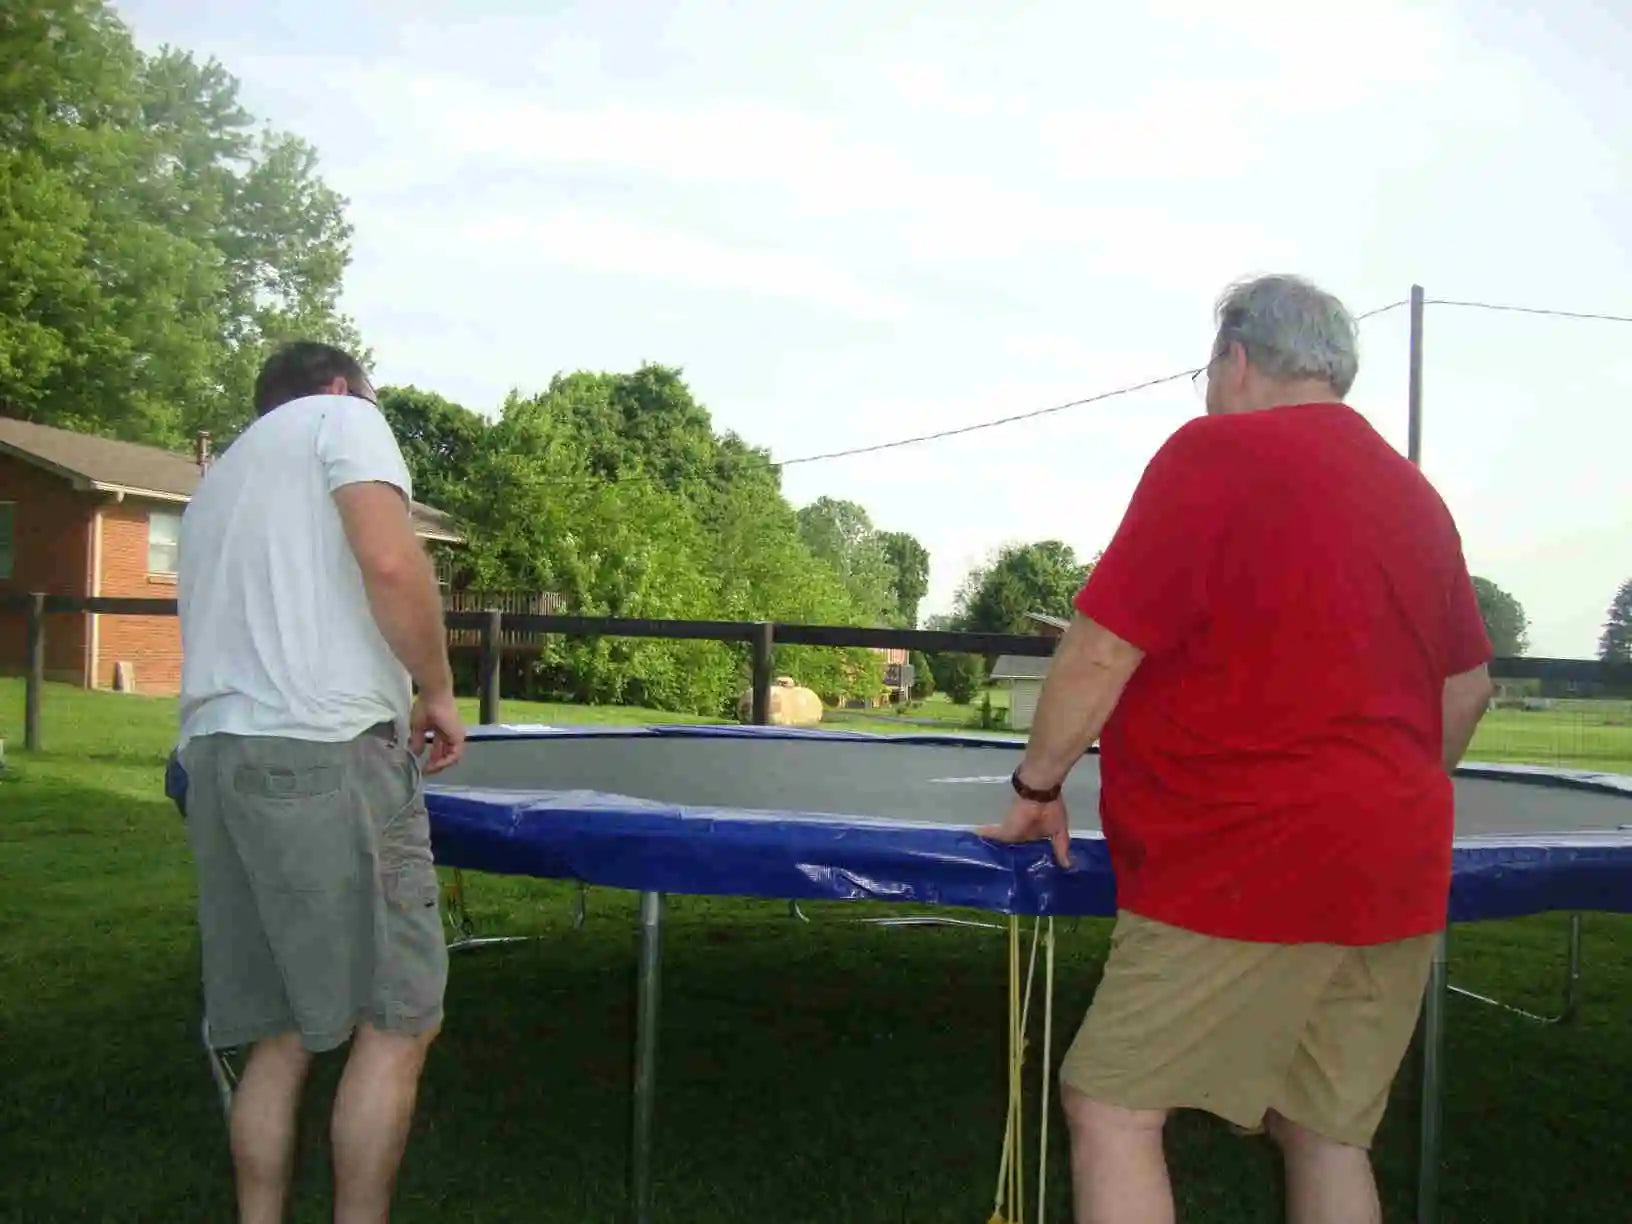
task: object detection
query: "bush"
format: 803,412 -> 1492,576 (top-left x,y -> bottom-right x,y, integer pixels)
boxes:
937,653 -> 983,705
909,650 -> 935,699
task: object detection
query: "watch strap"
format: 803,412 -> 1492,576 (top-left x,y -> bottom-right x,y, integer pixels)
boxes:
1010,766 -> 1062,803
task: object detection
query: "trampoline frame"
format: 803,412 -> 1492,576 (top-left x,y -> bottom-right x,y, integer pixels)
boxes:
435,868 -> 1594,1224
620,890 -> 1593,1224
195,730 -> 1628,1224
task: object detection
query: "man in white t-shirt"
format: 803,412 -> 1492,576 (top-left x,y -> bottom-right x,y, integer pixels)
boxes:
174,340 -> 465,1224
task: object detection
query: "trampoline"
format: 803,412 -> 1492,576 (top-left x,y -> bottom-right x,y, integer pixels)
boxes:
422,724 -> 1632,1224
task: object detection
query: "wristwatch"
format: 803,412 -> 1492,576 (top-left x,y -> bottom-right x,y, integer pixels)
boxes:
1010,766 -> 1062,803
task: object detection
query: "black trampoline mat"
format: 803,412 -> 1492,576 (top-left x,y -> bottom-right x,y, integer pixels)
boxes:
437,735 -> 1632,836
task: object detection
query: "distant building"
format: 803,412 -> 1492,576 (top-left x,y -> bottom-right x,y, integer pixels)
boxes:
989,654 -> 1052,730
0,416 -> 460,694
881,647 -> 912,702
988,610 -> 1070,729
1023,611 -> 1070,637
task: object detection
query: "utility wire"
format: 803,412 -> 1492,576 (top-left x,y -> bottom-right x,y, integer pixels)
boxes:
1425,298 -> 1632,325
775,299 -> 1410,468
464,294 -> 1624,481
1356,300 -> 1410,321
774,367 -> 1198,467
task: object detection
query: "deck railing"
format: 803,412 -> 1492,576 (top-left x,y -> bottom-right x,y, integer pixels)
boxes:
442,589 -> 566,651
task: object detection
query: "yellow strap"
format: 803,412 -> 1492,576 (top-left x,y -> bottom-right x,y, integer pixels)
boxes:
1037,918 -> 1054,1224
990,915 -> 1053,1224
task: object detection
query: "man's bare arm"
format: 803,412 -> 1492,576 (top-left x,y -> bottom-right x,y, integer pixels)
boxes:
332,482 -> 454,699
1016,614 -> 1145,789
1442,663 -> 1493,771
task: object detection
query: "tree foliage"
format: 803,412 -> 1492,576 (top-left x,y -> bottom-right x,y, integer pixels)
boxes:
377,386 -> 488,514
1472,577 -> 1530,658
937,653 -> 984,704
447,365 -> 888,715
879,531 -> 931,628
908,650 -> 935,699
0,0 -> 359,447
1601,577 -> 1632,665
795,497 -> 912,628
953,540 -> 1095,635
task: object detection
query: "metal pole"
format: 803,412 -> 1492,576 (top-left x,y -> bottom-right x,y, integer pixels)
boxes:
1408,284 -> 1425,466
25,592 -> 45,751
1563,913 -> 1583,1022
1408,286 -> 1443,1224
631,890 -> 664,1224
750,621 -> 774,726
479,608 -> 502,725
1417,933 -> 1447,1224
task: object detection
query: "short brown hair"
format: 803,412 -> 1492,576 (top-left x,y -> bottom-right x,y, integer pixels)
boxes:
253,341 -> 370,416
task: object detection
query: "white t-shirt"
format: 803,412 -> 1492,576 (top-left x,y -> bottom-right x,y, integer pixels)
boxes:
177,394 -> 416,747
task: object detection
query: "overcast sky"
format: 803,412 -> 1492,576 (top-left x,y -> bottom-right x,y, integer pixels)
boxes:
122,0 -> 1632,658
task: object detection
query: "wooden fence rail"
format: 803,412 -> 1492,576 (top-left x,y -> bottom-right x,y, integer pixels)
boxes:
3,592 -> 1628,753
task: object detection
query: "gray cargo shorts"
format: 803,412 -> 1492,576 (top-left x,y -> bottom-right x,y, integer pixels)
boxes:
179,724 -> 448,1053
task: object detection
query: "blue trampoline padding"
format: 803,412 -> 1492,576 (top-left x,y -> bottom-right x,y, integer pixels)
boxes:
423,725 -> 1632,923
426,785 -> 1121,917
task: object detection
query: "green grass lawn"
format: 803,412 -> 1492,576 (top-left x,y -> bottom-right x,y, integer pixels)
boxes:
1,678 -> 1630,1221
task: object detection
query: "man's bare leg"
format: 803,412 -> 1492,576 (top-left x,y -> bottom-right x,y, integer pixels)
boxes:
231,1031 -> 314,1224
331,1020 -> 440,1224
1063,1087 -> 1174,1224
1265,1111 -> 1382,1224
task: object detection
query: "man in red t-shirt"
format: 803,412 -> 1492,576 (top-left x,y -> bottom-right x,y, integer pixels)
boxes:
982,274 -> 1493,1224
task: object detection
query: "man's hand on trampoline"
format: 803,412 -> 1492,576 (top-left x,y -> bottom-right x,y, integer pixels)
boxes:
411,689 -> 467,775
980,795 -> 1073,868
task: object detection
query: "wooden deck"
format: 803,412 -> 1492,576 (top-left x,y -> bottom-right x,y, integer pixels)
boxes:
444,589 -> 566,653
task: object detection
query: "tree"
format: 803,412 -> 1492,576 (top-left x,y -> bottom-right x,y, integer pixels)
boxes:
377,386 -> 488,514
450,366 -> 886,713
795,497 -> 900,626
1600,578 -> 1632,664
953,541 -> 1095,635
1472,577 -> 1530,658
0,1 -> 359,446
908,650 -> 935,699
879,531 -> 930,628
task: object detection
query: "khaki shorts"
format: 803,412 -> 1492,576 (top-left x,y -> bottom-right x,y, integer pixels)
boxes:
181,725 -> 449,1053
1060,910 -> 1435,1149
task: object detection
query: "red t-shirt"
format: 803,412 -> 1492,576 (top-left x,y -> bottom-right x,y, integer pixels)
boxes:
1074,402 -> 1492,945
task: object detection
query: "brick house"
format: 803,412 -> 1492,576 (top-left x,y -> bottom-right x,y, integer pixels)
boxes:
0,416 -> 462,695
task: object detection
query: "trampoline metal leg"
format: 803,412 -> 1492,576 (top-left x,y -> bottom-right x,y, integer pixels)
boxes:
785,898 -> 1000,931
442,867 -> 537,953
202,1018 -> 238,1123
1417,929 -> 1448,1224
1447,913 -> 1582,1024
632,890 -> 664,1224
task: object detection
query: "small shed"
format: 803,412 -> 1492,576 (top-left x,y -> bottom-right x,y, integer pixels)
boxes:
989,654 -> 1053,731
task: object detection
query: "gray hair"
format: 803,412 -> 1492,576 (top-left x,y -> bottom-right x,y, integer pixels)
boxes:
1211,274 -> 1359,397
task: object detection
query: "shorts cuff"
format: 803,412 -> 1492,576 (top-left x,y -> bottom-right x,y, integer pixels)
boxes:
1060,1063 -> 1269,1134
362,1003 -> 445,1039
299,1023 -> 359,1054
1267,1100 -> 1378,1151
204,1017 -> 293,1051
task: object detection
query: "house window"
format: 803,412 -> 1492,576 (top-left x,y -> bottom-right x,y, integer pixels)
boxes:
147,509 -> 182,575
0,502 -> 13,580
